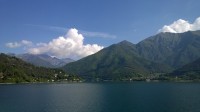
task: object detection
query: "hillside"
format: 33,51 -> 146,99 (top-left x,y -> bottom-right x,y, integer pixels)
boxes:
62,41 -> 171,81
0,53 -> 78,83
170,57 -> 200,80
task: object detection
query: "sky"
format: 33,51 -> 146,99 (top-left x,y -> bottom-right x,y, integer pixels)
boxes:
0,0 -> 200,59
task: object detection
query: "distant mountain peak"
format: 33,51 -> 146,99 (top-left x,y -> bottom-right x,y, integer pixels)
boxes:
119,40 -> 132,44
16,53 -> 74,68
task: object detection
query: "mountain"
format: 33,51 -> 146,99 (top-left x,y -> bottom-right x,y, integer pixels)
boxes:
17,53 -> 74,68
61,58 -> 74,64
62,40 -> 171,81
0,53 -> 73,83
62,30 -> 200,81
170,57 -> 200,80
136,30 -> 200,68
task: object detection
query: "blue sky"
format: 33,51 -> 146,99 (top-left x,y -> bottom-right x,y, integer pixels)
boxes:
0,0 -> 200,59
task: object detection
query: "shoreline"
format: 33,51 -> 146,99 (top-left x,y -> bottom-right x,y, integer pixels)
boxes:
0,79 -> 199,85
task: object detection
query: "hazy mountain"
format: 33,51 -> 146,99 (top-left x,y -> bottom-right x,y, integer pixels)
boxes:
16,54 -> 74,68
62,30 -> 200,80
136,30 -> 200,68
61,58 -> 74,64
62,40 -> 171,80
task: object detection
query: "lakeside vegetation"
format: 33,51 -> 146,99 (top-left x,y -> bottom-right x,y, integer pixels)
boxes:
1,53 -> 200,83
0,53 -> 81,83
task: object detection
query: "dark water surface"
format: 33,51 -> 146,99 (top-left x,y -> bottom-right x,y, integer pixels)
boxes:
0,82 -> 200,112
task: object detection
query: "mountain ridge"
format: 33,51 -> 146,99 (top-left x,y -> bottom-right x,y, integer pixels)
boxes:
62,30 -> 200,80
136,30 -> 200,68
62,39 -> 172,80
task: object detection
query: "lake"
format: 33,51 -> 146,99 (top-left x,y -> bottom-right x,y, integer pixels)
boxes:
0,82 -> 200,112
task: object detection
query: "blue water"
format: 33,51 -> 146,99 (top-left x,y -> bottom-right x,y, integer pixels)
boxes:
0,82 -> 200,112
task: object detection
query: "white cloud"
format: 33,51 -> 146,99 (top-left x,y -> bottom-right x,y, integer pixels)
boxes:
5,42 -> 21,48
21,40 -> 33,46
5,40 -> 32,48
159,17 -> 200,33
28,28 -> 104,59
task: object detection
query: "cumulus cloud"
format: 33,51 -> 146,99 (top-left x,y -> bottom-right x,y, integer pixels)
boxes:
159,17 -> 200,33
5,40 -> 32,48
28,28 -> 104,59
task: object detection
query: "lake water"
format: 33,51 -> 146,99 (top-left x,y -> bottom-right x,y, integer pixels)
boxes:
0,82 -> 200,112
